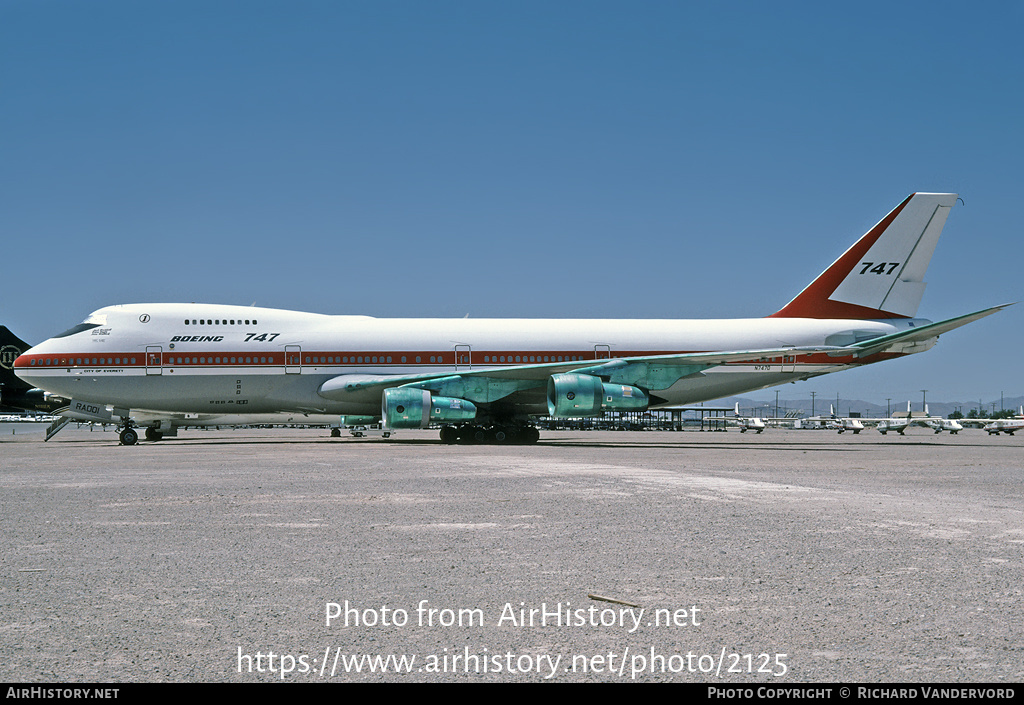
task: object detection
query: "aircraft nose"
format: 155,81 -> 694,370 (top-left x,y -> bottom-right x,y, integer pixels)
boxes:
13,341 -> 55,379
12,346 -> 34,384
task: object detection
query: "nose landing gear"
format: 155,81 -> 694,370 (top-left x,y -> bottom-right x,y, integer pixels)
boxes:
118,425 -> 139,446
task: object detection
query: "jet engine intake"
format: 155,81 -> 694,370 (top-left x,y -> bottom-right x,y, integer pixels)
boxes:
382,387 -> 477,429
546,373 -> 648,418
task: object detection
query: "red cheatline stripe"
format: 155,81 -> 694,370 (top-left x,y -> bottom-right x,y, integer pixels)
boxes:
13,349 -> 906,370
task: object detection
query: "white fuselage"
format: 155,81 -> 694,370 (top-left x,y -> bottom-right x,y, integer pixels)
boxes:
985,418 -> 1024,435
16,303 -> 924,419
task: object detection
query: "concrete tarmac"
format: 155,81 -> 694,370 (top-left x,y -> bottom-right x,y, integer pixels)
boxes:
1,426 -> 1022,683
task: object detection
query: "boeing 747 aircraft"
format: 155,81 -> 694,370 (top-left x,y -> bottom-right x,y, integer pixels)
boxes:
14,193 -> 1009,445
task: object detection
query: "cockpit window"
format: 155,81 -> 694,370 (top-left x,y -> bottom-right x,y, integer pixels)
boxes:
52,322 -> 102,338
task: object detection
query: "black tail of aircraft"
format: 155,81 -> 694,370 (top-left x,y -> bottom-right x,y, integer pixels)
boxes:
1,326 -> 33,391
1,326 -> 67,413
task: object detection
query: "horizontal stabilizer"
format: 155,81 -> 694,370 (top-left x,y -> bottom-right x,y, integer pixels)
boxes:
846,304 -> 1012,358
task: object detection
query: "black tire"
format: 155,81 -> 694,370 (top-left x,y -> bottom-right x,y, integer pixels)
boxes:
120,428 -> 139,446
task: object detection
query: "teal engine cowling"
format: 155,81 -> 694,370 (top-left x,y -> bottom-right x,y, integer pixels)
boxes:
339,415 -> 379,426
382,388 -> 477,429
546,373 -> 648,418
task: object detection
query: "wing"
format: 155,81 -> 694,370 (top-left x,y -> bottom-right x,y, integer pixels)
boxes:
318,345 -> 843,411
318,304 -> 1011,426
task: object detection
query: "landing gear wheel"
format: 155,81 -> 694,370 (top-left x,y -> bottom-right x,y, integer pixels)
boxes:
331,428 -> 341,438
439,426 -> 458,444
521,426 -> 540,444
120,428 -> 139,446
144,428 -> 163,442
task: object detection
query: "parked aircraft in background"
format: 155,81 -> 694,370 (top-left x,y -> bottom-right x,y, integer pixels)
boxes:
922,411 -> 964,434
733,403 -> 766,433
13,193 -> 1009,445
828,405 -> 865,434
0,327 -> 68,414
798,405 -> 866,433
876,402 -> 914,435
984,407 -> 1024,435
874,402 -> 963,434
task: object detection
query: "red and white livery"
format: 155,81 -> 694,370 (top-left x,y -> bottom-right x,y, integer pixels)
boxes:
15,193 -> 1008,444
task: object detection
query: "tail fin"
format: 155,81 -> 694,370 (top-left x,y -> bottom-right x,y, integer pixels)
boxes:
0,326 -> 33,390
771,193 -> 958,319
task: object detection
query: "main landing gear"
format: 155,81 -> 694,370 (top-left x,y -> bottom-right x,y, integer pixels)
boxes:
439,424 -> 540,445
117,419 -> 161,445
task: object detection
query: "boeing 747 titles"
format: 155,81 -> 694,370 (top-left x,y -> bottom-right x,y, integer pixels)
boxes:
13,193 -> 1011,445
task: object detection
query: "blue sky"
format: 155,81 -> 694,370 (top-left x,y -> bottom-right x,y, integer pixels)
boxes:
2,1 -> 1020,404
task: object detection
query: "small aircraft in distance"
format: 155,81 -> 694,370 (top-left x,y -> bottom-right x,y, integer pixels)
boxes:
828,405 -> 865,434
797,405 -> 864,433
733,403 -> 766,433
876,402 -> 914,435
923,413 -> 964,435
984,407 -> 1024,436
876,402 -> 962,435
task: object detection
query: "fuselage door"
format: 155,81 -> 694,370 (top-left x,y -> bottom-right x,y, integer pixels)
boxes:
782,354 -> 796,373
595,344 -> 611,359
146,346 -> 163,376
285,345 -> 302,374
455,344 -> 472,370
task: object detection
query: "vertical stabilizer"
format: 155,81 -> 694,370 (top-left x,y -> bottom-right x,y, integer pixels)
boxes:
771,193 -> 957,319
0,326 -> 33,390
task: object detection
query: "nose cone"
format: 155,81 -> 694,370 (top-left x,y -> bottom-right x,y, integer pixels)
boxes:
13,340 -> 57,387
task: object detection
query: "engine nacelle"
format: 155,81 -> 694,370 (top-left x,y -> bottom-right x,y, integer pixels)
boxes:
382,388 -> 477,429
601,381 -> 649,412
546,373 -> 648,418
339,415 -> 379,426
